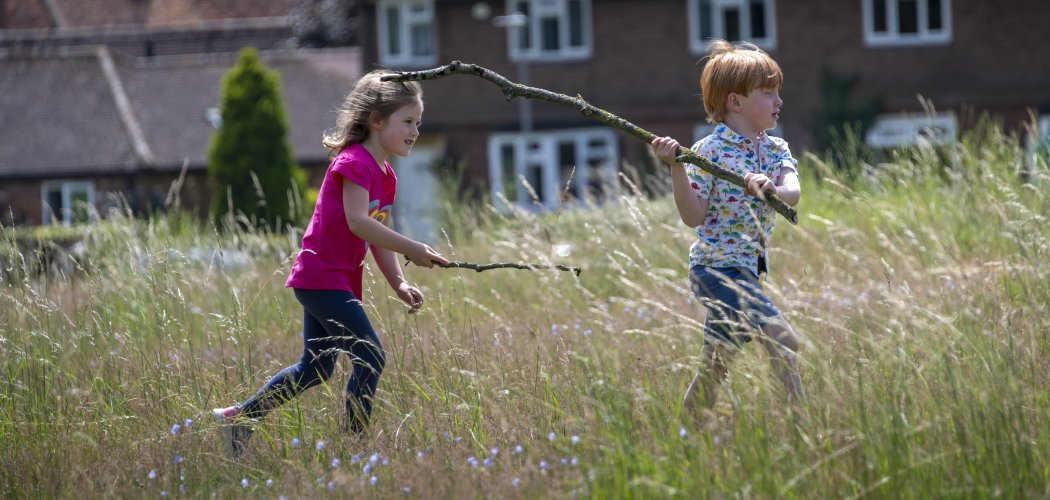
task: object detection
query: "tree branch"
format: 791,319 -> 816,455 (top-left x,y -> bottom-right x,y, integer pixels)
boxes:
438,260 -> 581,276
382,61 -> 798,224
407,259 -> 582,276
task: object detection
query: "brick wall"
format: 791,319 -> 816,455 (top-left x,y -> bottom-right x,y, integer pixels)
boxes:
1,171 -> 212,226
2,0 -> 52,29
356,0 -> 1050,186
363,0 -> 709,185
778,0 -> 1050,145
2,161 -> 332,227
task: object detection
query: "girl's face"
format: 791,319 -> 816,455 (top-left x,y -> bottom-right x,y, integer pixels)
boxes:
370,99 -> 423,160
729,86 -> 782,139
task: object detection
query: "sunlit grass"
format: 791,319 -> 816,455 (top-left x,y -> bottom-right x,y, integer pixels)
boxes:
2,122 -> 1048,497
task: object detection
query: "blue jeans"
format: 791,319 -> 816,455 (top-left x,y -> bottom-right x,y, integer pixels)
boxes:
240,289 -> 386,432
689,266 -> 781,346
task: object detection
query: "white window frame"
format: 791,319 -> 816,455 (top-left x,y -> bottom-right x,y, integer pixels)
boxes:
377,0 -> 437,68
41,180 -> 95,225
862,0 -> 951,47
488,128 -> 618,211
864,112 -> 957,148
688,0 -> 778,53
506,0 -> 593,62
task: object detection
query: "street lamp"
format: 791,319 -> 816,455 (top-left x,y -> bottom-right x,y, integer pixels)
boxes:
492,12 -> 532,136
492,11 -> 536,207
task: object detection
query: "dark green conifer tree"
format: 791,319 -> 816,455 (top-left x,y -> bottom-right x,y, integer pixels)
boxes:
207,48 -> 307,229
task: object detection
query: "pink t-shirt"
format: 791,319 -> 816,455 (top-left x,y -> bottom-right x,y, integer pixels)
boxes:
285,143 -> 397,298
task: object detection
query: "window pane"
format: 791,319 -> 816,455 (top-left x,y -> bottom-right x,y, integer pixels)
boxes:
526,163 -> 545,203
541,17 -> 559,51
928,0 -> 943,30
723,7 -> 740,41
516,1 -> 531,50
749,1 -> 766,39
71,190 -> 90,224
558,141 -> 578,199
898,0 -> 918,33
500,144 -> 517,202
410,23 -> 433,56
873,0 -> 887,32
568,0 -> 583,47
586,158 -> 608,201
46,188 -> 63,223
386,6 -> 401,55
699,0 -> 712,38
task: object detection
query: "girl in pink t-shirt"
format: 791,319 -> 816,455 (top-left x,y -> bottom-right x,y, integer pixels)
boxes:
212,70 -> 448,457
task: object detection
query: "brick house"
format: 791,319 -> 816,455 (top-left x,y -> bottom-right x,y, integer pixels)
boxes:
1,0 -> 363,227
3,0 -> 1049,230
358,0 -> 1050,213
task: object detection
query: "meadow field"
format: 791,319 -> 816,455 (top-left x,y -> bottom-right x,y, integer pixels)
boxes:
2,123 -> 1048,498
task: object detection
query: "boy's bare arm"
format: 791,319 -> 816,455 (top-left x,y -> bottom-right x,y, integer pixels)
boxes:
670,166 -> 710,227
652,137 -> 709,227
775,170 -> 801,207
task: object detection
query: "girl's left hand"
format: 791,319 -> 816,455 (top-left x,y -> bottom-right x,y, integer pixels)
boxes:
396,281 -> 425,314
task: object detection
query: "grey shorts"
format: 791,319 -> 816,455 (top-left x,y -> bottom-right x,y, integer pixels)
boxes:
689,265 -> 781,346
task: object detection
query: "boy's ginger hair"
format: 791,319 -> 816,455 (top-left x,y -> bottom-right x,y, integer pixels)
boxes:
700,39 -> 784,124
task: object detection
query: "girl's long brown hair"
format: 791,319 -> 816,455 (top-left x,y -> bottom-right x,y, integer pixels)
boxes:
322,70 -> 423,153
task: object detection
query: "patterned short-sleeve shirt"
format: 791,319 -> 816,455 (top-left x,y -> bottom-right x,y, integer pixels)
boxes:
687,123 -> 798,274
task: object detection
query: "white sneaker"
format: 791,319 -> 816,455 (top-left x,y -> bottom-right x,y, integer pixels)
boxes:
212,406 -> 253,458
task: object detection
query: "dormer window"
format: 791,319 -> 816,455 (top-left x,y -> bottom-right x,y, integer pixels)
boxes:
378,0 -> 437,68
689,0 -> 778,53
863,0 -> 952,47
507,0 -> 593,62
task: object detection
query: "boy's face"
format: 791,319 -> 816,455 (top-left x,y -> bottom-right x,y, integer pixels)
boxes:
729,86 -> 782,135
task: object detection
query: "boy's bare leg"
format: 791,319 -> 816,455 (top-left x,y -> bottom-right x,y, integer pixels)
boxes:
758,318 -> 803,404
684,343 -> 733,419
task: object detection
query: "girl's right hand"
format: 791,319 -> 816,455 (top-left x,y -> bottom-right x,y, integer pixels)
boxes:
406,242 -> 448,268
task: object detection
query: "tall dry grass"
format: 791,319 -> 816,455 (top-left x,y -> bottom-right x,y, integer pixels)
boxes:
1,122 -> 1047,498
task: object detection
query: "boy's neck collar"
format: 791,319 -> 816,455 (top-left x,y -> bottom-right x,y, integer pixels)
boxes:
715,122 -> 766,144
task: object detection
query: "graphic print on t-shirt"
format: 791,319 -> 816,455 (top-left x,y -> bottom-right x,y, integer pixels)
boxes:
368,199 -> 392,224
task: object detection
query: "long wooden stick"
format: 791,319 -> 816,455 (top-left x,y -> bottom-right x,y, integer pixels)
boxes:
438,260 -> 581,276
382,61 -> 798,224
407,259 -> 582,276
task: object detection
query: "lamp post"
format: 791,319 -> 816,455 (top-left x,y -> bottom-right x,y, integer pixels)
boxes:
493,12 -> 532,136
492,11 -> 534,206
